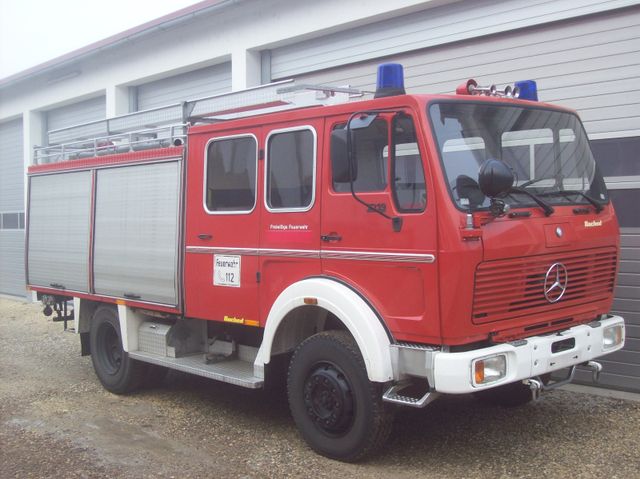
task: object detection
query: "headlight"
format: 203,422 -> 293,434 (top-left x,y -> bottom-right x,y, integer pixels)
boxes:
472,354 -> 507,386
603,324 -> 624,350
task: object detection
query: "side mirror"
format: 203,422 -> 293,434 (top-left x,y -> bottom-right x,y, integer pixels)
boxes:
330,129 -> 357,183
478,159 -> 514,198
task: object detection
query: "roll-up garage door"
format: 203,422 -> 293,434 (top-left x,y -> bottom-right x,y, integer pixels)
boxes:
136,63 -> 231,111
281,7 -> 640,139
0,118 -> 26,297
46,96 -> 106,133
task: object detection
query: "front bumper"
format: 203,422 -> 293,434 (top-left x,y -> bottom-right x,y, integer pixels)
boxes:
392,315 -> 625,394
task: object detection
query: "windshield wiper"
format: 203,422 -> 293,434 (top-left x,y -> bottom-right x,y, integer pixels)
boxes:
518,177 -> 555,189
540,190 -> 604,213
507,187 -> 555,216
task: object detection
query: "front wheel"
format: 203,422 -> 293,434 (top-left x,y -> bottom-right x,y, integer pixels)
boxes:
287,331 -> 393,462
89,306 -> 146,394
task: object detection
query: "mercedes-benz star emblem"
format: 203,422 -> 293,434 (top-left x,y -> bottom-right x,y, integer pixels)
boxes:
544,263 -> 568,303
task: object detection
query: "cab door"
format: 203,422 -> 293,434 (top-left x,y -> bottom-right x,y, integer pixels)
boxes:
184,129 -> 261,324
320,111 -> 439,342
258,121 -> 323,322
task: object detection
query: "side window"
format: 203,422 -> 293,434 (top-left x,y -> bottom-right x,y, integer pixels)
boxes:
391,115 -> 427,212
266,127 -> 316,211
205,135 -> 257,213
333,118 -> 388,193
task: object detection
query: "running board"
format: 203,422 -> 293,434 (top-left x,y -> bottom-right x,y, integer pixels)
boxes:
382,384 -> 440,408
129,351 -> 263,389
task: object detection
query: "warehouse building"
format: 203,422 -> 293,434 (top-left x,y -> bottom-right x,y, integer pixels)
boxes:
0,0 -> 638,391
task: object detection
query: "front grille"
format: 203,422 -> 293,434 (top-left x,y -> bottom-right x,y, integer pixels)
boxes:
472,248 -> 617,324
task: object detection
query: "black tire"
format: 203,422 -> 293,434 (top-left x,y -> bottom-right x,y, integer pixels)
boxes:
89,306 -> 146,394
473,381 -> 533,408
287,331 -> 393,462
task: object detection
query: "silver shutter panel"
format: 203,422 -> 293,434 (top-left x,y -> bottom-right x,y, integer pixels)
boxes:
93,161 -> 180,305
27,171 -> 92,292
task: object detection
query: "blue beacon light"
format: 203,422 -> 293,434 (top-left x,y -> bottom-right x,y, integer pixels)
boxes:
514,80 -> 538,101
374,63 -> 406,98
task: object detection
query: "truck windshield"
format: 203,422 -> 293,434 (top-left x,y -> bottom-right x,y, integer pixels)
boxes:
428,102 -> 608,211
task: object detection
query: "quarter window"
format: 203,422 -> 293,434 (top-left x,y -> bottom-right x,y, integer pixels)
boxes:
205,136 -> 257,213
391,115 -> 427,212
266,128 -> 315,210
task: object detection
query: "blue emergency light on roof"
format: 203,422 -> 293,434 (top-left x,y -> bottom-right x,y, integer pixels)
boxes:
514,80 -> 538,101
374,63 -> 406,98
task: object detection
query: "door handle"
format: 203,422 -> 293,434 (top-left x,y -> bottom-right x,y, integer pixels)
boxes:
321,233 -> 342,242
198,233 -> 213,240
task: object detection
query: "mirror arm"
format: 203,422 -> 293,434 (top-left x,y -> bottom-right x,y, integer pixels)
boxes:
345,110 -> 403,231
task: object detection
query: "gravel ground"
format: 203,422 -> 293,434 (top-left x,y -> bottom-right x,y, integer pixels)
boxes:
1,297 -> 639,478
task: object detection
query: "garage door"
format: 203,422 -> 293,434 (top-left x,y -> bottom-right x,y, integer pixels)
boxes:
136,63 -> 231,111
279,7 -> 640,391
0,118 -> 26,297
46,96 -> 106,133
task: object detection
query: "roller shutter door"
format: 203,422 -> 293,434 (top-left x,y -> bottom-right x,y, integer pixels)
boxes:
280,7 -> 640,391
0,118 -> 26,297
136,63 -> 231,111
46,96 -> 106,133
93,161 -> 181,305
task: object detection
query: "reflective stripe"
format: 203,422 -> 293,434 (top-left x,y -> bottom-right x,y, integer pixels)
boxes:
186,246 -> 435,263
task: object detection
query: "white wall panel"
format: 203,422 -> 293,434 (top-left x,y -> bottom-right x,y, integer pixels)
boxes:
137,63 -> 231,111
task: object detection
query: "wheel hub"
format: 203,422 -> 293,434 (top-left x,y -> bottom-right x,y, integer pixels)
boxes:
97,323 -> 123,375
303,363 -> 354,434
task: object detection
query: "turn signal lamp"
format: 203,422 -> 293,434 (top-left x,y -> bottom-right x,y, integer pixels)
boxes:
514,80 -> 538,101
472,354 -> 507,386
375,63 -> 406,98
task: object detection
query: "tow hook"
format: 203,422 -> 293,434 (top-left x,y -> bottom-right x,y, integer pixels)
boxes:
523,360 -> 604,401
523,378 -> 543,401
582,361 -> 603,382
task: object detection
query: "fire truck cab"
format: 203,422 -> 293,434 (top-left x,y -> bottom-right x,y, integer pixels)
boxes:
27,64 -> 625,461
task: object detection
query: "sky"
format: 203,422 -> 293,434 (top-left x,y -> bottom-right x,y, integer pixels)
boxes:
0,0 -> 204,79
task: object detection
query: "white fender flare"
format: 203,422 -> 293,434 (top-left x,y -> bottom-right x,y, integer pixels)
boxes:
254,277 -> 394,382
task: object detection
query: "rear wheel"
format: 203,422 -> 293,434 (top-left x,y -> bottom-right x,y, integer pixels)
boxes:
287,331 -> 393,462
90,306 -> 146,394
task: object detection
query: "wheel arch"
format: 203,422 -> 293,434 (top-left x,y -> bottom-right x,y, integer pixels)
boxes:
254,277 -> 394,382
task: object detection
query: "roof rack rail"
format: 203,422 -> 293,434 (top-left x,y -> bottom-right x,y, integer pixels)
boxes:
34,80 -> 369,164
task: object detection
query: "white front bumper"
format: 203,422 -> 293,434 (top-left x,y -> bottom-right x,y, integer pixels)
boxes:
431,315 -> 625,394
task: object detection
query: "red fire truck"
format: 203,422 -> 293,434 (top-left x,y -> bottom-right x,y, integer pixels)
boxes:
27,64 -> 625,461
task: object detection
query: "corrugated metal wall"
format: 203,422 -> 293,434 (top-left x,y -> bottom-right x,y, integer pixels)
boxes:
280,6 -> 640,392
45,96 -> 106,133
136,63 -> 232,111
0,118 -> 25,297
280,7 -> 640,139
271,0 -> 638,82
